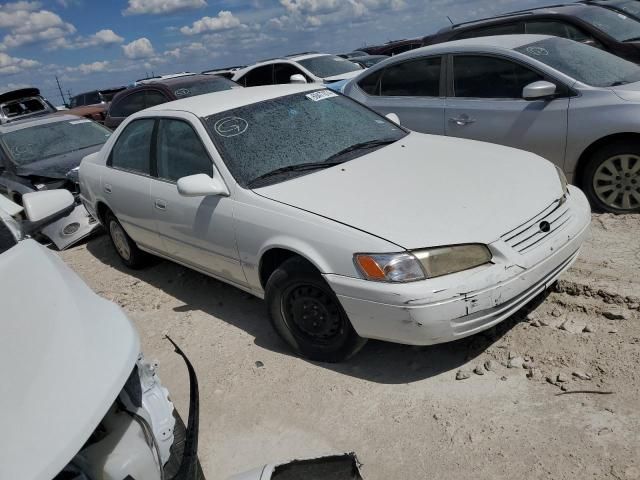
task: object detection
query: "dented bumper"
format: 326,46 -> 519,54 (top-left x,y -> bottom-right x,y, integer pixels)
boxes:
41,203 -> 100,250
325,187 -> 591,346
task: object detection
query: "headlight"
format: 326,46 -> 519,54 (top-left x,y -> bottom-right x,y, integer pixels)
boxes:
555,166 -> 569,196
354,244 -> 492,282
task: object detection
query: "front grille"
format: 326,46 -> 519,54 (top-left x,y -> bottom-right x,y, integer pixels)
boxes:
501,197 -> 571,254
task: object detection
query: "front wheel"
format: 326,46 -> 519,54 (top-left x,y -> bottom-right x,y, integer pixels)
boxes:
265,257 -> 366,363
582,142 -> 640,213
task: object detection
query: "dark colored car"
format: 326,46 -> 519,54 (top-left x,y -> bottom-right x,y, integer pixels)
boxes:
104,74 -> 239,129
67,87 -> 125,124
421,3 -> 640,63
0,88 -> 56,125
361,38 -> 423,56
348,55 -> 389,68
583,0 -> 640,21
337,50 -> 368,59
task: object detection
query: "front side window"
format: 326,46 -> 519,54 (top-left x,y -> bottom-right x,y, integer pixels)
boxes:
1,119 -> 111,165
205,90 -> 406,187
110,119 -> 153,174
242,66 -> 274,87
155,119 -> 212,181
110,91 -> 146,118
145,90 -> 169,108
516,37 -> 640,86
453,55 -> 543,98
380,57 -> 441,97
358,69 -> 383,95
297,55 -> 362,79
274,63 -> 306,84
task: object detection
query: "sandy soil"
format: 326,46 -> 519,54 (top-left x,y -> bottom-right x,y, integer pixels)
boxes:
60,213 -> 640,480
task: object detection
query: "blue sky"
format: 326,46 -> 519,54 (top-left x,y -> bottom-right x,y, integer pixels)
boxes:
0,0 -> 556,105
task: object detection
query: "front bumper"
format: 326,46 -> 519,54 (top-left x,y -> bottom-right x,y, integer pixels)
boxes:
325,187 -> 591,346
41,203 -> 100,250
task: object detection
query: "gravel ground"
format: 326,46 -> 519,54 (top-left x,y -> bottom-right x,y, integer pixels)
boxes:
60,213 -> 640,480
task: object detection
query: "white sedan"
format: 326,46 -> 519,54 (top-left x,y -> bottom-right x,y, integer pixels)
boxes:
79,84 -> 591,362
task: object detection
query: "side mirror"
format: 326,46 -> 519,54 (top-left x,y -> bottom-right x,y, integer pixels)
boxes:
21,190 -> 75,235
177,173 -> 229,197
385,112 -> 401,125
523,81 -> 557,101
289,74 -> 307,84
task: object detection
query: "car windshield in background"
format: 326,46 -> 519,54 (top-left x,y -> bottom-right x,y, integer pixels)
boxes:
573,5 -> 640,41
1,119 -> 112,165
298,55 -> 362,78
205,90 -> 406,187
170,77 -> 238,99
515,37 -> 640,87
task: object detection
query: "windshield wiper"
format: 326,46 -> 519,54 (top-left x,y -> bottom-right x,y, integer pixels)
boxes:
247,160 -> 346,188
324,138 -> 398,163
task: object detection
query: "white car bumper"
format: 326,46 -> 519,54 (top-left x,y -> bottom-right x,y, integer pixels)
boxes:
41,203 -> 100,250
325,187 -> 591,346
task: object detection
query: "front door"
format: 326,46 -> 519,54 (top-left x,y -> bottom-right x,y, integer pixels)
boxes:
445,54 -> 569,167
149,117 -> 246,286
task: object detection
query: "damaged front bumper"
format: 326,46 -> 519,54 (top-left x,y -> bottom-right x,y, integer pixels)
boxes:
41,202 -> 100,250
326,187 -> 591,346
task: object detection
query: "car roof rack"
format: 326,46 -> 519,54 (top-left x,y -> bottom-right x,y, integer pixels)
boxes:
444,3 -> 572,30
284,51 -> 320,57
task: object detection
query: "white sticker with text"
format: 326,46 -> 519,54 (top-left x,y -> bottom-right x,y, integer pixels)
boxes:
306,90 -> 338,102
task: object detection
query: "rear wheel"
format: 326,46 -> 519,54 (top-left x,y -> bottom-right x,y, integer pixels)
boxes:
265,256 -> 366,362
582,141 -> 640,213
105,211 -> 148,268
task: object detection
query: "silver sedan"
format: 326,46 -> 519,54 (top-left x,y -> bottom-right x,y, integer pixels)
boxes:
342,34 -> 640,213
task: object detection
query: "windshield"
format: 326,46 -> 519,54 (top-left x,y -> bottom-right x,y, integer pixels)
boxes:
515,37 -> 640,87
205,90 -> 406,187
573,4 -> 640,41
298,55 -> 362,78
169,77 -> 238,99
597,0 -> 640,18
1,118 -> 112,165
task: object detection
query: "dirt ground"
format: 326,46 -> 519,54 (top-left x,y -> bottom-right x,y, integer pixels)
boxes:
60,213 -> 640,480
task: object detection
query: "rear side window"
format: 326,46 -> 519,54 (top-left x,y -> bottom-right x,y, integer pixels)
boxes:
109,91 -> 146,118
455,22 -> 524,40
379,57 -> 441,96
145,90 -> 169,108
155,119 -> 212,182
110,119 -> 154,174
242,65 -> 273,87
453,55 -> 543,98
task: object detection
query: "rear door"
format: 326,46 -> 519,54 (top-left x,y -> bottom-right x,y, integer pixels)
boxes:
355,56 -> 445,134
148,116 -> 246,286
444,54 -> 569,166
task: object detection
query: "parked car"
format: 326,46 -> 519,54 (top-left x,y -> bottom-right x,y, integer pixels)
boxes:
105,73 -> 239,129
348,55 -> 389,68
202,65 -> 246,79
361,38 -> 423,56
0,113 -> 111,248
421,3 -> 640,63
584,0 -> 640,20
343,34 -> 640,213
0,189 -> 201,480
67,87 -> 126,124
80,84 -> 591,362
0,87 -> 56,124
231,53 -> 363,87
338,50 -> 368,59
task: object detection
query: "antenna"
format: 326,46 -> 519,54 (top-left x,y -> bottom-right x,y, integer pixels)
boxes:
55,75 -> 67,106
446,15 -> 454,25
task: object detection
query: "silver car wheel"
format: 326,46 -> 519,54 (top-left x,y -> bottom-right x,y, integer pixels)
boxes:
109,219 -> 131,261
593,154 -> 640,211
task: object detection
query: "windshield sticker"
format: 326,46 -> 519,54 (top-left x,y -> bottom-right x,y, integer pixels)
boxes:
69,119 -> 91,124
526,46 -> 549,56
306,90 -> 338,102
214,117 -> 249,137
174,88 -> 191,97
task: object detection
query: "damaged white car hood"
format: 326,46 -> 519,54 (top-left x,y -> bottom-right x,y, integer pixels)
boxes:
256,132 -> 562,249
0,240 -> 140,480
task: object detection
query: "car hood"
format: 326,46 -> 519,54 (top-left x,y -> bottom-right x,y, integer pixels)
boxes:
324,70 -> 363,82
255,133 -> 562,249
15,144 -> 103,180
0,239 -> 139,480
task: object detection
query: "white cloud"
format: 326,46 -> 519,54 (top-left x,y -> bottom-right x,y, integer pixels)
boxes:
73,29 -> 124,48
66,60 -> 110,75
123,0 -> 207,15
122,37 -> 155,59
0,3 -> 76,49
180,10 -> 243,35
0,51 -> 39,74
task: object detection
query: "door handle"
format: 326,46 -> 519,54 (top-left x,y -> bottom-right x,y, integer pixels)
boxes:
154,199 -> 167,211
449,115 -> 476,126
104,184 -> 112,194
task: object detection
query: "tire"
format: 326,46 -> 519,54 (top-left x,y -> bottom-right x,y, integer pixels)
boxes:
105,211 -> 148,268
581,141 -> 640,213
163,410 -> 205,480
265,256 -> 366,363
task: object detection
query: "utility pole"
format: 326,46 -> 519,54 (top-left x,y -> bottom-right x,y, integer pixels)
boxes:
55,75 -> 67,106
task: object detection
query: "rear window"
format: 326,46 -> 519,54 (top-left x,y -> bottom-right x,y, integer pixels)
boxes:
1,98 -> 47,119
169,77 -> 238,98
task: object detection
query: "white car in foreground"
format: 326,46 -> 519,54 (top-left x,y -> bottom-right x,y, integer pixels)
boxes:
79,85 -> 591,362
0,191 -> 201,479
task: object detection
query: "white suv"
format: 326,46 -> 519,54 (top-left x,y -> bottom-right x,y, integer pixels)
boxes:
232,53 -> 363,86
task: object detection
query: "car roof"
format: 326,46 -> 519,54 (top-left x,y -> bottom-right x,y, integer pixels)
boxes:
0,113 -> 84,134
145,84 -> 321,117
408,34 -> 552,55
